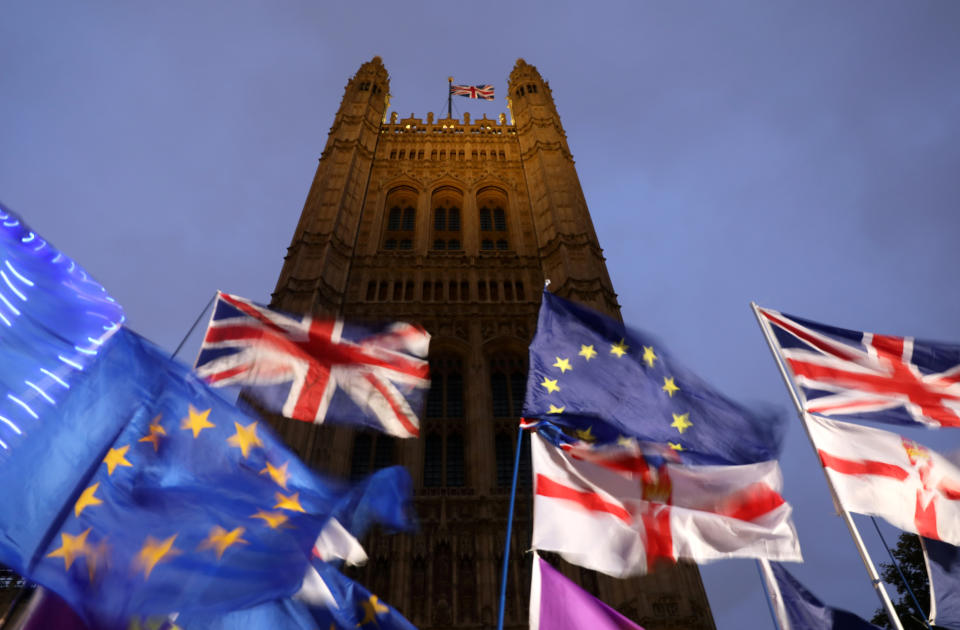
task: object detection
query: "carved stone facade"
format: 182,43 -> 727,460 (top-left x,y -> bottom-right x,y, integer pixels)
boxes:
269,57 -> 716,630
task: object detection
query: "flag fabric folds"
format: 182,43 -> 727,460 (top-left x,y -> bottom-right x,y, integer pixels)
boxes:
757,307 -> 960,428
523,290 -> 785,465
0,203 -> 125,458
0,209 -> 414,628
449,84 -> 494,100
529,552 -> 643,630
195,292 -> 430,438
178,559 -> 417,630
807,415 -> 960,545
530,432 -> 801,577
761,561 -> 881,629
924,536 -> 960,629
2,325 -> 414,629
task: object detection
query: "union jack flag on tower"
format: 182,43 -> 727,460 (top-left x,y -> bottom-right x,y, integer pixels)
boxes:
758,307 -> 960,428
450,84 -> 495,100
196,292 -> 430,438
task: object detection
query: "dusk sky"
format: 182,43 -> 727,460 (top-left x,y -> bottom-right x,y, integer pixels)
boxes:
3,2 -> 960,627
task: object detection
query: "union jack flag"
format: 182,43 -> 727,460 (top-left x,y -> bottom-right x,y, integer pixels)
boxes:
450,84 -> 495,100
759,307 -> 960,428
195,292 -> 430,438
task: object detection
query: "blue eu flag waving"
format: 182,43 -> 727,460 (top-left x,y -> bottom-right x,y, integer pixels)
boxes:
523,290 -> 785,465
0,204 -> 412,629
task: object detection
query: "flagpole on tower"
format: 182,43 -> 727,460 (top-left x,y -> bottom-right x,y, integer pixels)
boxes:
750,302 -> 905,630
448,76 -> 453,119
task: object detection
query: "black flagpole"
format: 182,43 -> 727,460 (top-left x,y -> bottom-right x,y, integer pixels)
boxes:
448,76 -> 453,119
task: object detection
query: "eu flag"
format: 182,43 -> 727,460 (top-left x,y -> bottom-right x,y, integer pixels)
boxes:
523,291 -> 785,464
0,205 -> 412,628
177,558 -> 417,630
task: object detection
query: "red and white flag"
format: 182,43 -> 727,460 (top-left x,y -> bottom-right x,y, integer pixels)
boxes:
530,432 -> 802,577
808,414 -> 960,544
195,292 -> 430,438
450,84 -> 495,100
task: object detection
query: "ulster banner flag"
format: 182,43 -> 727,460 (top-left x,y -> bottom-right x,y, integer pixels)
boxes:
530,432 -> 801,577
808,415 -> 960,544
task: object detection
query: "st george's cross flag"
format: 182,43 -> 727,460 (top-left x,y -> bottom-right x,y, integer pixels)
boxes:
450,84 -> 495,100
757,307 -> 960,428
195,292 -> 430,438
808,415 -> 960,544
524,291 -> 785,465
530,432 -> 801,577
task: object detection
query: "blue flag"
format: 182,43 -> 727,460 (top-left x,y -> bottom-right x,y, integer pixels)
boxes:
178,559 -> 417,630
523,291 -> 784,464
0,205 -> 413,628
767,562 -> 881,629
195,292 -> 430,439
924,536 -> 960,629
758,307 -> 960,429
306,559 -> 417,630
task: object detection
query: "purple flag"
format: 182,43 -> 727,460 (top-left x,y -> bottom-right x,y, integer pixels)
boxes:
530,553 -> 644,630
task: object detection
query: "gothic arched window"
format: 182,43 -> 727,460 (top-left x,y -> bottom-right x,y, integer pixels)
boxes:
382,189 -> 418,251
422,429 -> 466,488
426,355 -> 464,419
490,354 -> 526,418
388,207 -> 401,231
478,188 -> 509,250
494,429 -> 532,490
494,208 -> 506,231
431,190 -> 463,251
423,354 -> 467,489
479,208 -> 492,232
349,432 -> 395,481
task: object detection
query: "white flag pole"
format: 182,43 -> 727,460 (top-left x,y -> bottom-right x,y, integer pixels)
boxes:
750,302 -> 904,630
757,559 -> 789,630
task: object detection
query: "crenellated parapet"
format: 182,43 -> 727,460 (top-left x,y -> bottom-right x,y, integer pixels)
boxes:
381,112 -> 514,135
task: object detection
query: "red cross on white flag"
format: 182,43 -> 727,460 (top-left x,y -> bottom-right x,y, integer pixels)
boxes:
529,432 -> 802,577
808,414 -> 960,544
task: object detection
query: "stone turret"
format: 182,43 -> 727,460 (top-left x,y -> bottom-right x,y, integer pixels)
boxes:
272,57 -> 390,315
508,58 -> 618,317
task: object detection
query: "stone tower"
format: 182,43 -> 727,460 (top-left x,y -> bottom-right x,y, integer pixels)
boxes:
270,57 -> 716,630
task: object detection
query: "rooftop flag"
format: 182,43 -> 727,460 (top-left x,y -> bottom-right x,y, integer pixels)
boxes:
196,292 -> 430,438
450,84 -> 495,100
530,432 -> 801,577
757,307 -> 960,428
523,290 -> 785,465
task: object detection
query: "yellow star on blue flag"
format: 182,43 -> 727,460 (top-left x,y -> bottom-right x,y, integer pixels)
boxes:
521,290 -> 785,464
